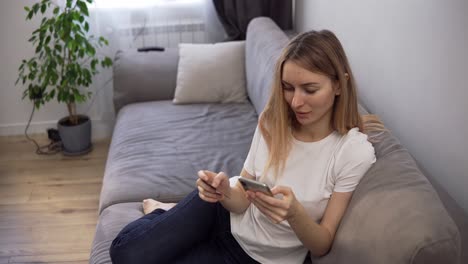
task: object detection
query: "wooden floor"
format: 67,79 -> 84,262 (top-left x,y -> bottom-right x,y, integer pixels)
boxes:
0,135 -> 110,264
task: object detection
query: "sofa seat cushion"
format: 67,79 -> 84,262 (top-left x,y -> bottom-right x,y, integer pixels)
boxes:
90,202 -> 313,264
90,202 -> 143,264
98,101 -> 258,213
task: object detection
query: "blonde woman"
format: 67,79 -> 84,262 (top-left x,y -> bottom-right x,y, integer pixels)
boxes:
110,30 -> 381,264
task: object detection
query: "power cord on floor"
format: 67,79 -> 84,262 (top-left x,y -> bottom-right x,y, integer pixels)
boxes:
24,76 -> 113,155
25,104 -> 62,155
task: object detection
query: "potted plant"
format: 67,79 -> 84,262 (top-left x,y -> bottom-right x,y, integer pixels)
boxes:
16,0 -> 112,155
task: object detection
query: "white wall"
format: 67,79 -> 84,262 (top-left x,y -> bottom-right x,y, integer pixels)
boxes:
0,0 -> 115,139
0,0 -> 223,141
295,0 -> 468,212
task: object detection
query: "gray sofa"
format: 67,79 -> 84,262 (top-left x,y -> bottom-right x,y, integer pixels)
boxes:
90,17 -> 466,264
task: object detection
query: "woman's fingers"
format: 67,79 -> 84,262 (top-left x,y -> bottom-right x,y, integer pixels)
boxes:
198,191 -> 219,203
252,199 -> 275,216
271,186 -> 292,196
256,192 -> 287,209
197,180 -> 221,199
197,170 -> 211,182
196,178 -> 217,193
197,178 -> 222,203
212,171 -> 228,188
197,170 -> 231,202
250,193 -> 272,209
197,185 -> 220,198
196,172 -> 220,195
250,198 -> 283,223
247,191 -> 287,223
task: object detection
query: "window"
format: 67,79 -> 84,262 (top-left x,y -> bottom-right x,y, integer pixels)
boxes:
90,0 -> 204,9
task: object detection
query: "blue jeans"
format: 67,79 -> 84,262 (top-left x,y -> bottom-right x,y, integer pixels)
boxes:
110,190 -> 259,264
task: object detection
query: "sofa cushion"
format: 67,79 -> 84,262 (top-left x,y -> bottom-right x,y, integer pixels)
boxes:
245,17 -> 290,115
98,100 -> 258,213
113,48 -> 179,113
90,202 -> 143,264
311,129 -> 461,264
173,41 -> 247,104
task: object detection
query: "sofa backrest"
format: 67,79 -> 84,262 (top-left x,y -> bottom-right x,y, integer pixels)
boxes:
113,48 -> 179,113
245,17 -> 290,115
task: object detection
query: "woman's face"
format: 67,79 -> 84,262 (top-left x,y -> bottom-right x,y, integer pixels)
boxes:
282,60 -> 340,130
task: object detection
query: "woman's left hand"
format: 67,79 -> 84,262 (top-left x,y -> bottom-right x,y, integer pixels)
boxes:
246,186 -> 301,224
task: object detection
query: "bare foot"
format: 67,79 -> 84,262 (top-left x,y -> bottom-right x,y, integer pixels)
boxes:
142,199 -> 177,215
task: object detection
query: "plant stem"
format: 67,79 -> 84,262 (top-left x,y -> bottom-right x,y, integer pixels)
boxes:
67,102 -> 78,125
65,7 -> 76,125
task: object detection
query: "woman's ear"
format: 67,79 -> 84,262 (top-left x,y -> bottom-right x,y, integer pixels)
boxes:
334,73 -> 348,96
333,81 -> 341,96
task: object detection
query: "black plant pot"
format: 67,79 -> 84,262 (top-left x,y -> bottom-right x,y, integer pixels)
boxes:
57,114 -> 92,156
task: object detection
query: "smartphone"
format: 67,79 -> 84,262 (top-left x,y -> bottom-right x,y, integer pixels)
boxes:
238,177 -> 273,196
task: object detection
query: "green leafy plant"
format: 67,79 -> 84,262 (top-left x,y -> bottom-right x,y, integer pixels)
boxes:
16,0 -> 112,125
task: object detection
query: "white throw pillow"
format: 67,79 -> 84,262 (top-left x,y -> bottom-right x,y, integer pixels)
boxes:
173,41 -> 247,104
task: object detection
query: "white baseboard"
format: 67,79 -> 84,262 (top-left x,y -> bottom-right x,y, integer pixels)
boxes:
0,118 -> 115,140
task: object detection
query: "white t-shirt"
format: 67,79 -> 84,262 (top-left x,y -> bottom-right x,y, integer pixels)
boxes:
230,126 -> 376,264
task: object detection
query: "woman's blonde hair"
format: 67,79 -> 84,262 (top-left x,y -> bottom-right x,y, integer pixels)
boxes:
259,30 -> 384,180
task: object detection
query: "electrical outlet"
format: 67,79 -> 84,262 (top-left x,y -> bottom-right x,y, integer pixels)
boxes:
47,128 -> 61,142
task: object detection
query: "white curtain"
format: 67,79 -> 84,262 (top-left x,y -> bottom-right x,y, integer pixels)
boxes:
88,0 -> 226,51
89,0 -> 225,121
55,0 -> 226,131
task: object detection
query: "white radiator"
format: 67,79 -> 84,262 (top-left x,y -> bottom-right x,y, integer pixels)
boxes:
118,20 -> 206,48
100,1 -> 208,49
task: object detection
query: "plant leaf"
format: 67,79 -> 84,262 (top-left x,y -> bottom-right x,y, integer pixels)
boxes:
67,41 -> 75,51
76,1 -> 89,16
44,35 -> 51,45
103,57 -> 113,67
90,59 -> 98,70
85,42 -> 96,56
33,3 -> 40,14
40,3 -> 46,14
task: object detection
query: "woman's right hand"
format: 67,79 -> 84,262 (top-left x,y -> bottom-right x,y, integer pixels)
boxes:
196,170 -> 231,203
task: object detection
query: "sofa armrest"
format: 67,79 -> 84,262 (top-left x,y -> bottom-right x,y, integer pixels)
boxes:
113,48 -> 179,113
311,130 -> 461,264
